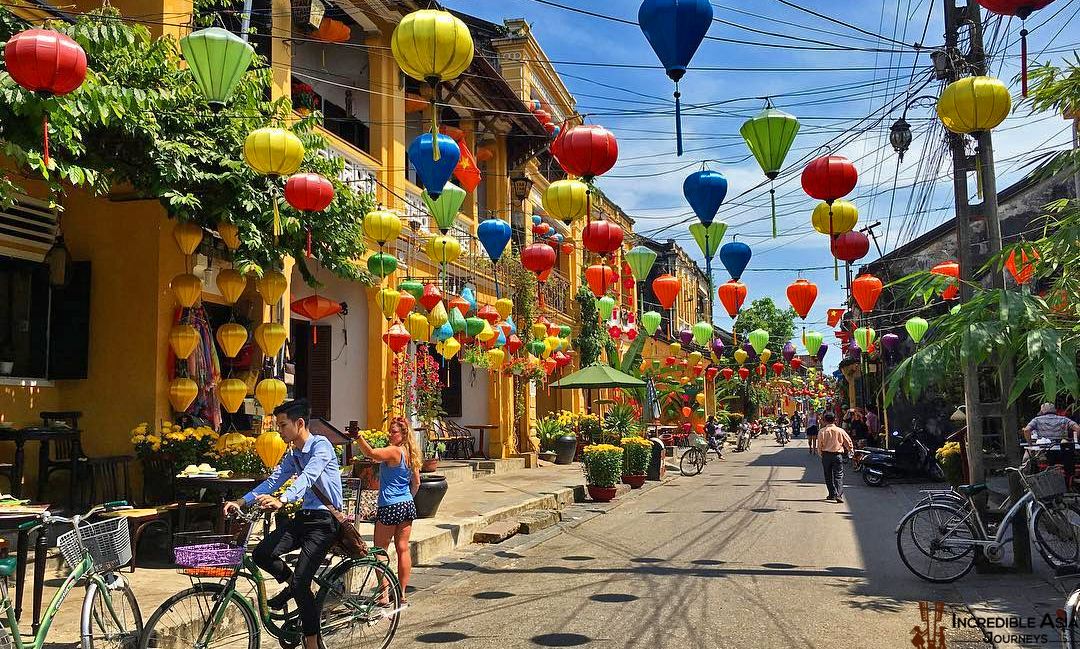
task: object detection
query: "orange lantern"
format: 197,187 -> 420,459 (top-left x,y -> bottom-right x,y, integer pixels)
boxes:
395,292 -> 417,321
652,274 -> 681,310
1005,247 -> 1039,285
311,17 -> 351,42
931,261 -> 960,300
851,273 -> 883,313
717,280 -> 747,318
786,278 -> 817,320
291,295 -> 342,344
585,264 -> 617,298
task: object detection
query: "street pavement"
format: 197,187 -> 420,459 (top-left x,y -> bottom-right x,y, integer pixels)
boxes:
395,437 -> 1065,649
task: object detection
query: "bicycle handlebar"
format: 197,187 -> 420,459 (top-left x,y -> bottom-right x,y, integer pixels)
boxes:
37,501 -> 132,527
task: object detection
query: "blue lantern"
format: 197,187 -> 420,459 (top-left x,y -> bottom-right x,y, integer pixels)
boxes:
407,134 -> 460,199
496,330 -> 507,347
507,318 -> 518,334
683,169 -> 727,226
719,240 -> 751,280
531,215 -> 542,226
553,233 -> 563,243
638,0 -> 714,156
478,218 -> 512,264
461,286 -> 477,315
434,322 -> 454,342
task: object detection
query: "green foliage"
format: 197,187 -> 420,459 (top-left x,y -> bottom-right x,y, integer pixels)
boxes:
601,402 -> 642,442
534,415 -> 565,452
580,444 -> 623,487
620,436 -> 651,475
734,298 -> 796,352
573,284 -> 610,367
725,412 -> 744,431
0,7 -> 374,284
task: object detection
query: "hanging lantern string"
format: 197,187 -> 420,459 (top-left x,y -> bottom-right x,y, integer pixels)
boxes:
1021,27 -> 1029,97
673,81 -> 683,157
428,78 -> 441,162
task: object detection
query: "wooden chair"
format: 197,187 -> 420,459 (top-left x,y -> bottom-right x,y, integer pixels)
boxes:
83,456 -> 170,572
38,411 -> 84,498
433,419 -> 473,459
139,456 -> 218,533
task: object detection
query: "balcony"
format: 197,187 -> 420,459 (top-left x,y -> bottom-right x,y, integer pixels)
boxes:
316,130 -> 378,198
541,271 -> 572,315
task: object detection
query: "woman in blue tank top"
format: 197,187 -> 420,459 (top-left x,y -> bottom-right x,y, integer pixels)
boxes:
356,416 -> 419,604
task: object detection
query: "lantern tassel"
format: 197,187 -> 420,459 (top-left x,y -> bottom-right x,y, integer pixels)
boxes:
674,83 -> 683,157
306,229 -> 312,258
273,199 -> 281,241
770,185 -> 777,238
42,114 -> 49,169
430,82 -> 440,162
834,257 -> 839,282
1021,28 -> 1029,98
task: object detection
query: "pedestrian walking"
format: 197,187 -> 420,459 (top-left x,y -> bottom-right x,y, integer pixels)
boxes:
866,408 -> 879,440
356,416 -> 420,606
791,411 -> 802,438
805,411 -> 819,454
225,399 -> 344,649
817,413 -> 853,503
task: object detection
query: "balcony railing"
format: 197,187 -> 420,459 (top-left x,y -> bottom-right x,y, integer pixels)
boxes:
317,135 -> 377,198
541,271 -> 572,315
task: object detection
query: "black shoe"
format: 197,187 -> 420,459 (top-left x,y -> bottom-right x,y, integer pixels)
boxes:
267,587 -> 292,610
835,496 -> 845,503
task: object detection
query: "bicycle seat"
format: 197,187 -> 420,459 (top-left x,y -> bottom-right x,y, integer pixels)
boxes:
956,483 -> 988,497
0,557 -> 16,577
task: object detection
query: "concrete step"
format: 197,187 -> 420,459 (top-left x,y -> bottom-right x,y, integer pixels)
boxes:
428,461 -> 475,485
467,457 -> 527,474
518,509 -> 559,534
473,520 -> 520,544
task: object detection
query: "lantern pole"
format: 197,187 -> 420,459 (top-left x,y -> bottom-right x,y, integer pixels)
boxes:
240,0 -> 254,42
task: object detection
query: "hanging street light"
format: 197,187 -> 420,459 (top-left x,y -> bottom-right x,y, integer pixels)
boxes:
510,169 -> 534,203
889,117 -> 912,161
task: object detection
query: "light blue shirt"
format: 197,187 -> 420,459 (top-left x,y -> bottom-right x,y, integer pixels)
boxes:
243,434 -> 343,511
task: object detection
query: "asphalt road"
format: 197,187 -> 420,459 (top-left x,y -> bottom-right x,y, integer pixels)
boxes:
392,437 -> 1057,649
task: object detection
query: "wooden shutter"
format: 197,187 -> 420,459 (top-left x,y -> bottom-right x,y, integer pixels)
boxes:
440,355 -> 462,418
48,261 -> 91,379
0,194 -> 57,262
307,325 -> 332,419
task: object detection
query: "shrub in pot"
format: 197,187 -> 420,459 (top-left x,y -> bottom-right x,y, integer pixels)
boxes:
581,443 -> 623,502
352,429 -> 388,490
535,415 -> 563,463
421,441 -> 446,473
620,436 -> 651,488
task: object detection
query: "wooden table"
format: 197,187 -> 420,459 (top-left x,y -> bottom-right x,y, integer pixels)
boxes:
465,424 -> 498,460
174,476 -> 262,534
0,504 -> 49,633
0,427 -> 79,503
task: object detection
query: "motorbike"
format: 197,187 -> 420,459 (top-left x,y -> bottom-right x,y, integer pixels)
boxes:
775,424 -> 789,446
735,425 -> 752,452
861,431 -> 945,487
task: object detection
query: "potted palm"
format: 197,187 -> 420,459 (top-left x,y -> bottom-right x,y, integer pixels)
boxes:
620,436 -> 651,488
603,402 -> 642,444
581,443 -> 623,502
535,415 -> 562,463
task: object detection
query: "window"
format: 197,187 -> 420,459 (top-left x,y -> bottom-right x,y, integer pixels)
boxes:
438,354 -> 462,418
0,257 -> 49,378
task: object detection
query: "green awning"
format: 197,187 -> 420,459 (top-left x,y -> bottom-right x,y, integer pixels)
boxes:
549,364 -> 645,390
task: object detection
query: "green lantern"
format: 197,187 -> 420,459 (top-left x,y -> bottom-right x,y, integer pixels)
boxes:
598,296 -> 616,321
642,311 -> 662,336
465,317 -> 485,338
692,321 -> 712,346
398,279 -> 424,301
367,252 -> 398,278
180,27 -> 255,109
748,328 -> 770,355
688,222 -> 727,259
422,183 -> 467,233
624,245 -> 658,282
740,101 -> 800,237
527,339 -> 547,357
448,307 -> 466,333
804,330 -> 824,356
559,324 -> 571,338
905,317 -> 928,343
854,326 -> 876,351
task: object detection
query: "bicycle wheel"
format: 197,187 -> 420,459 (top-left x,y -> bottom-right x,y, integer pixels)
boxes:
82,575 -> 143,649
680,448 -> 704,476
317,558 -> 401,649
896,503 -> 980,583
1033,499 -> 1080,568
140,583 -> 258,649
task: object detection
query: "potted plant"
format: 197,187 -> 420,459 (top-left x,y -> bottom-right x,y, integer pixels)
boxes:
421,440 -> 445,473
0,344 -> 14,376
620,436 -> 651,488
211,436 -> 265,477
535,415 -> 562,463
935,441 -> 964,486
352,429 -> 387,490
602,402 -> 642,444
581,443 -> 623,502
291,81 -> 319,116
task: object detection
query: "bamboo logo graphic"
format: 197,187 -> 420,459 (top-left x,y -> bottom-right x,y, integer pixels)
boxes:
911,601 -> 947,649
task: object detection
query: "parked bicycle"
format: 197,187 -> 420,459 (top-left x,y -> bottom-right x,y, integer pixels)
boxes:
895,466 -> 1080,583
680,433 -> 721,476
0,501 -> 142,649
140,505 -> 402,649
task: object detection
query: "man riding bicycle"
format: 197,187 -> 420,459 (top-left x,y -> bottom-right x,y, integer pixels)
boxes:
224,399 -> 343,649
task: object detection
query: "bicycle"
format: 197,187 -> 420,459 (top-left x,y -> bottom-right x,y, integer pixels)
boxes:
140,506 -> 402,649
0,500 -> 143,649
895,467 -> 1080,583
679,434 -> 720,476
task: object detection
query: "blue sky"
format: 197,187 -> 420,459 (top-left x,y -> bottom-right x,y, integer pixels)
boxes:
446,0 -> 1079,370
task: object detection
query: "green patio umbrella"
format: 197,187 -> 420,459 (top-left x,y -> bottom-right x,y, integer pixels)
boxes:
550,364 -> 645,390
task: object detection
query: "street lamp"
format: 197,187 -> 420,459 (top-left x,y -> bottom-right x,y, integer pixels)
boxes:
510,169 -> 533,203
889,117 -> 912,162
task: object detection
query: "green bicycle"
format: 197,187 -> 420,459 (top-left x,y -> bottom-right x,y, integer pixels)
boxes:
0,501 -> 143,649
140,506 -> 401,649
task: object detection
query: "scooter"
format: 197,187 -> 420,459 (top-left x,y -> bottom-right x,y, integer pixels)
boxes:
735,425 -> 752,452
775,424 -> 789,446
861,431 -> 945,487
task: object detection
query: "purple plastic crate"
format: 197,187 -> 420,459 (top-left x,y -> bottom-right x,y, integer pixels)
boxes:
174,543 -> 245,568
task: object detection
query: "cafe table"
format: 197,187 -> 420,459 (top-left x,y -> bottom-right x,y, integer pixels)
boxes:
465,424 -> 498,460
0,426 -> 80,503
173,475 -> 263,534
0,503 -> 49,633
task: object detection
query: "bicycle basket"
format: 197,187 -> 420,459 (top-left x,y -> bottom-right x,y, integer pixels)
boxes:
173,531 -> 245,569
56,517 -> 132,573
1027,468 -> 1068,500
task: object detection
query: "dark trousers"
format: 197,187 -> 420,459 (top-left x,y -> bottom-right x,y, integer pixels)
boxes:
252,510 -> 338,636
821,452 -> 845,499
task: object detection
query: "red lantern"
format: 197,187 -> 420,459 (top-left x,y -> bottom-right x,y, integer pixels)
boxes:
790,357 -> 803,370
851,273 -> 883,313
585,264 -> 617,298
772,362 -> 784,376
521,243 -> 556,276
1005,247 -> 1039,285
5,29 -> 88,166
420,284 -> 443,312
533,109 -> 552,125
717,280 -> 747,318
756,364 -> 766,377
546,322 -> 561,337
506,334 -> 523,355
831,230 -> 870,263
291,294 -> 343,344
786,279 -> 817,319
395,293 -> 416,321
284,173 -> 334,212
738,367 -> 750,380
582,220 -> 624,256
826,308 -> 845,328
665,356 -> 677,367
705,367 -> 718,381
681,406 -> 692,418
449,295 -> 470,317
931,261 -> 960,300
533,223 -> 551,237
552,124 -> 618,180
382,323 -> 411,354
801,155 -> 857,206
721,368 -> 734,380
543,357 -> 558,375
976,1 -> 1056,95
652,274 -> 681,310
560,242 -> 575,255
477,304 -> 500,325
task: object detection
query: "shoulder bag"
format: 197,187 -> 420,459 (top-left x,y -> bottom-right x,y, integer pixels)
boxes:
293,450 -> 368,558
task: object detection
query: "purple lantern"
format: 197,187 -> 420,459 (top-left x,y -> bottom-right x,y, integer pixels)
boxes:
678,328 -> 694,346
710,338 -> 725,357
816,343 -> 829,362
847,340 -> 861,359
742,341 -> 757,362
881,333 -> 900,353
782,342 -> 796,363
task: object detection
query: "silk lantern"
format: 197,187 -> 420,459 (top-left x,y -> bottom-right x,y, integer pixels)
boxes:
811,199 -> 858,236
418,283 -> 441,312
688,351 -> 703,367
740,101 -> 800,236
586,264 -> 617,298
937,76 -> 1011,133
216,323 -> 248,358
376,288 -> 401,320
383,323 -> 411,354
254,323 -> 287,357
625,245 -> 658,282
169,325 -> 200,360
854,327 -> 877,352
679,328 -> 694,346
932,261 -> 960,300
786,279 -> 817,319
423,182 -> 467,233
408,134 -> 461,196
217,222 -> 241,251
802,155 -> 858,205
437,337 -> 461,360
406,312 -> 432,342
693,321 -> 712,346
285,173 -> 334,212
721,368 -> 734,381
399,280 -> 424,302
683,169 -> 728,226
689,222 -> 726,261
255,430 -> 287,469
733,348 -> 748,365
652,274 -> 681,310
543,179 -> 589,224
711,338 -> 725,357
395,293 -> 417,321
748,329 -> 769,355
851,274 -> 883,313
427,235 -> 462,265
174,222 -> 204,256
168,378 -> 199,413
477,304 -> 500,325
804,330 -> 824,357
598,296 -> 617,321
881,333 -> 900,354
760,348 -> 772,363
367,253 -> 398,278
717,280 -> 747,318
216,268 -> 247,304
292,295 -> 342,344
782,342 -> 796,363
719,241 -> 751,280
1005,247 -> 1039,285
255,379 -> 287,413
256,270 -> 287,306
448,296 -> 470,318
218,378 -> 247,413
642,311 -> 662,336
738,367 -> 750,381
363,209 -> 402,246
905,317 -> 929,343
478,218 -> 512,264
790,357 -> 803,371
772,362 -> 785,377
552,124 -> 618,181
180,27 -> 254,109
172,273 -> 202,308
495,297 -> 514,320
243,127 -> 305,238
976,1 -> 1055,95
831,230 -> 870,264
582,220 -> 624,256
429,302 -> 450,329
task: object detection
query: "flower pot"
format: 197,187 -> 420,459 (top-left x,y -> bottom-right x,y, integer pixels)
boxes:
538,451 -> 557,463
414,474 -> 448,518
587,485 -> 617,502
622,474 -> 646,489
352,459 -> 380,491
421,458 -> 439,473
554,435 -> 577,465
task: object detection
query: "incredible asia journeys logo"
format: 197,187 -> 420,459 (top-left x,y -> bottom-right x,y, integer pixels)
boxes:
912,601 -> 1073,647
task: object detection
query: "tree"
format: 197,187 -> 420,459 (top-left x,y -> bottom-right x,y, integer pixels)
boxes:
0,7 -> 374,284
733,297 -> 796,353
572,284 -> 609,367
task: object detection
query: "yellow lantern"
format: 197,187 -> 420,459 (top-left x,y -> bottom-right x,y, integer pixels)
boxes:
760,348 -> 772,363
426,235 -> 461,265
169,324 -> 200,360
171,273 -> 202,308
256,270 -> 287,305
168,378 -> 199,413
487,348 -> 505,369
437,337 -> 461,359
542,179 -> 589,224
688,351 -> 703,366
531,323 -> 548,340
543,335 -> 560,357
217,221 -> 241,250
243,127 -> 305,177
734,348 -> 748,365
477,321 -> 495,343
216,268 -> 247,304
363,210 -> 402,246
495,297 -> 513,320
428,301 -> 449,328
254,323 -> 287,357
255,378 -> 287,413
173,221 -> 204,255
218,378 -> 248,413
937,76 -> 1011,134
670,342 -> 682,356
811,199 -> 858,235
215,431 -> 247,452
695,392 -> 706,406
255,430 -> 287,469
376,288 -> 401,320
216,323 -> 248,358
406,312 -> 432,341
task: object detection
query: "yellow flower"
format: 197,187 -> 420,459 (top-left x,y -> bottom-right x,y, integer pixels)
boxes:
151,443 -> 161,452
